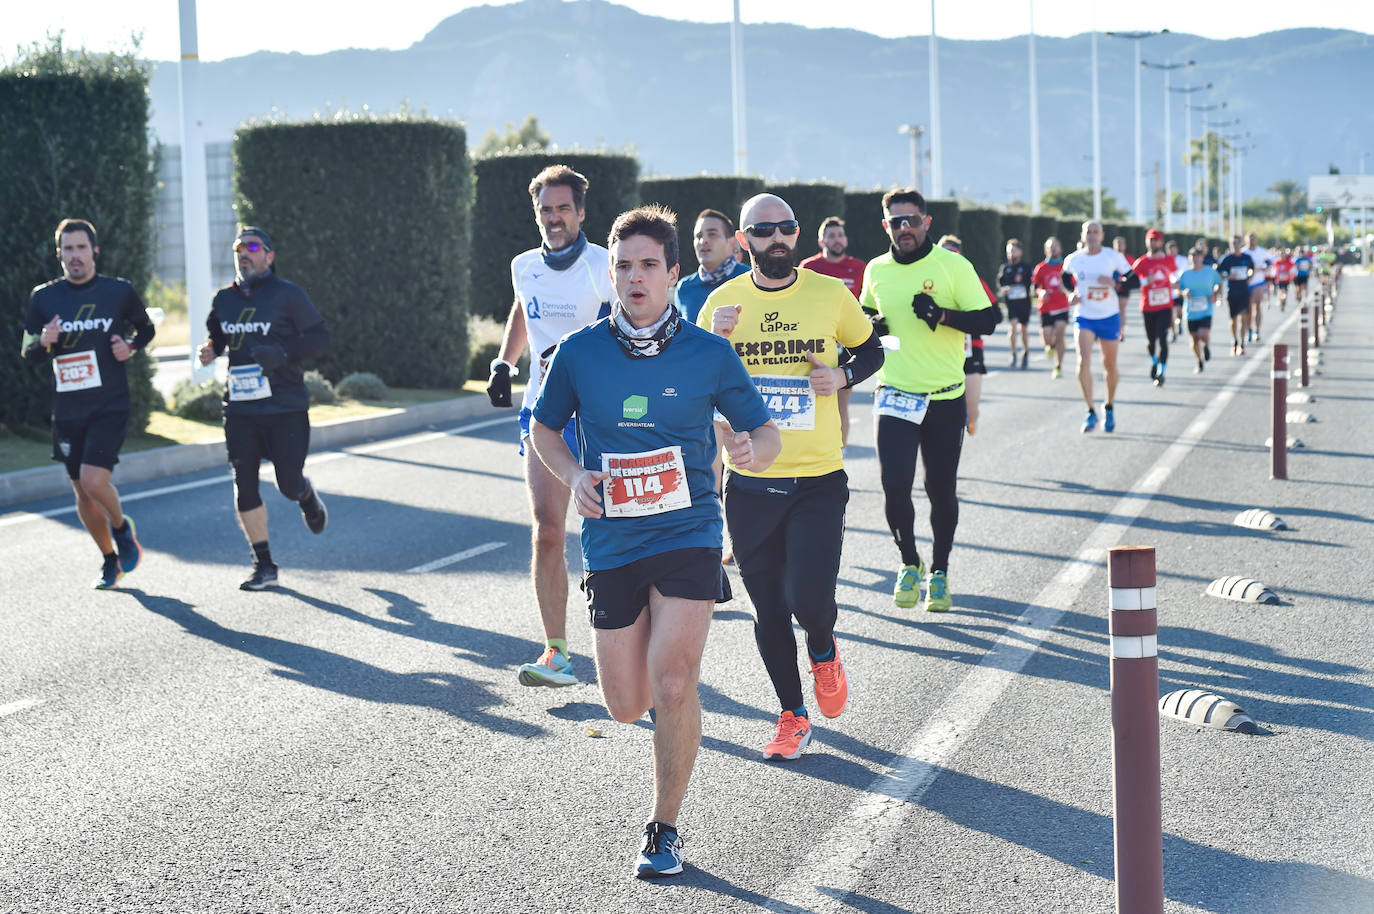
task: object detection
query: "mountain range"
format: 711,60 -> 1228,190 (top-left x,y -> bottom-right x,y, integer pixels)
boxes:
146,0 -> 1374,210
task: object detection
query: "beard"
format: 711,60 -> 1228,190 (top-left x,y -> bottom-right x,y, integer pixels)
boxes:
751,241 -> 796,280
237,262 -> 267,284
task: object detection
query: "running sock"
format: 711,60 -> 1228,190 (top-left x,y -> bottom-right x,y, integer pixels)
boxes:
103,550 -> 118,561
807,640 -> 835,663
296,479 -> 315,504
547,637 -> 569,657
790,705 -> 809,719
252,540 -> 273,567
111,518 -> 127,535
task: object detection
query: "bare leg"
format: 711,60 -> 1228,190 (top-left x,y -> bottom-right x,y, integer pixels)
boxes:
837,387 -> 852,447
1054,321 -> 1068,368
236,504 -> 268,545
71,469 -> 119,555
526,447 -> 572,643
964,372 -> 982,434
1076,327 -> 1097,409
1100,337 -> 1120,406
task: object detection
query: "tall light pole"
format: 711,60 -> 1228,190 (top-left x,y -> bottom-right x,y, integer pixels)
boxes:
178,0 -> 213,383
1029,0 -> 1041,213
1190,102 -> 1226,236
899,124 -> 925,189
929,0 -> 943,198
1361,151 -> 1369,266
1091,28 -> 1102,220
1226,135 -> 1252,236
1213,119 -> 1240,236
730,0 -> 747,175
1141,58 -> 1193,228
1105,30 -> 1167,224
1172,84 -> 1212,230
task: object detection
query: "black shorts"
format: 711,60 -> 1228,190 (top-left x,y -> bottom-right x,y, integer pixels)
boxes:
1277,282 -> 1290,290
963,346 -> 986,375
1040,310 -> 1069,328
1227,296 -> 1250,318
1294,276 -> 1309,288
583,546 -> 729,630
224,410 -> 311,468
1187,317 -> 1212,333
52,411 -> 128,479
1173,296 -> 1184,310
1006,300 -> 1031,324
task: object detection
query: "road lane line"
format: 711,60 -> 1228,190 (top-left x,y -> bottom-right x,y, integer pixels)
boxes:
406,541 -> 506,573
0,698 -> 45,718
770,309 -> 1300,912
0,415 -> 513,530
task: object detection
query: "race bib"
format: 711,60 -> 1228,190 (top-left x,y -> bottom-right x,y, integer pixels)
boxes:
753,375 -> 815,431
1086,285 -> 1112,302
228,363 -> 273,401
874,386 -> 930,425
1148,287 -> 1172,306
1229,266 -> 1248,280
602,446 -> 691,518
1008,285 -> 1028,300
54,350 -> 102,392
963,335 -> 973,357
1185,294 -> 1209,316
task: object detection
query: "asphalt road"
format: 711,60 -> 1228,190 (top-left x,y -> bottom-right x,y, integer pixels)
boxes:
3,276 -> 1372,913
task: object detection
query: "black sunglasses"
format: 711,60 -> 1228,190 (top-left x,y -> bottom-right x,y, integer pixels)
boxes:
886,213 -> 926,230
743,220 -> 800,239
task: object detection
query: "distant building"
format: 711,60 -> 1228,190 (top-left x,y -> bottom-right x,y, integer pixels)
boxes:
153,141 -> 238,289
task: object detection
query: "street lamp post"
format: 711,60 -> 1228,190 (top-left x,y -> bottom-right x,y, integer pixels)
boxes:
1172,84 -> 1213,229
1361,152 -> 1369,267
1091,28 -> 1101,220
1141,58 -> 1193,229
899,124 -> 925,190
1190,102 -> 1226,236
1105,30 -> 1167,224
1213,119 -> 1240,237
1224,135 -> 1253,236
1029,0 -> 1041,213
929,0 -> 943,198
730,0 -> 747,175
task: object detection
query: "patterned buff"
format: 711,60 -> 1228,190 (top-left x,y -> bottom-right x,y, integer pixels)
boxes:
611,302 -> 682,359
541,231 -> 589,271
698,256 -> 741,285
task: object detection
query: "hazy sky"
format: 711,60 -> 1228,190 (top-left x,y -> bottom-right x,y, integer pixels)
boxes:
9,0 -> 1371,62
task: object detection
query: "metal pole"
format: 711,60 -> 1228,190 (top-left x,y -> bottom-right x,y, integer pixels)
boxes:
178,0 -> 213,384
1201,124 -> 1209,236
929,0 -> 943,198
1163,68 -> 1172,228
1300,305 -> 1310,389
1361,153 -> 1368,268
1271,345 -> 1288,480
909,130 -> 918,189
730,0 -> 747,176
1184,102 -> 1194,228
1092,29 -> 1102,220
1108,545 -> 1164,914
1134,42 -> 1143,223
1029,1 -> 1041,213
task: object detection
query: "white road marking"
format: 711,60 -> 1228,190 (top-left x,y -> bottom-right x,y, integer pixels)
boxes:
770,309 -> 1300,912
0,415 -> 512,530
0,698 -> 45,718
406,541 -> 506,574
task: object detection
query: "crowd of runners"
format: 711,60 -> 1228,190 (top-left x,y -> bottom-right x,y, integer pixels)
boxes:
21,165 -> 1345,879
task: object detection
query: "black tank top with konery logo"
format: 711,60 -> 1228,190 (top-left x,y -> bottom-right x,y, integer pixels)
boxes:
208,272 -> 327,416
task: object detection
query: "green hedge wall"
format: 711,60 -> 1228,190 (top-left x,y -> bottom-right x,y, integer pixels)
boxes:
0,44 -> 158,434
926,199 -> 961,243
843,190 -> 890,261
1000,214 -> 1031,254
638,175 -> 765,273
1028,215 -> 1060,263
471,152 -> 639,321
956,208 -> 1004,284
764,182 -> 846,263
1057,218 -> 1085,252
235,118 -> 472,388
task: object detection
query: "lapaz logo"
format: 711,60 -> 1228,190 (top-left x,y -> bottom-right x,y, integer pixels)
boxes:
623,395 -> 648,420
760,309 -> 798,333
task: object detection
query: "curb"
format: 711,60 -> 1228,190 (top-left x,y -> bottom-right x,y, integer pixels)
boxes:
0,394 -> 492,509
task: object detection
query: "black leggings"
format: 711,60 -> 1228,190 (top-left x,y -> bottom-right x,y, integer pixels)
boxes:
876,396 -> 966,575
725,470 -> 848,713
1142,310 -> 1173,363
225,412 -> 311,512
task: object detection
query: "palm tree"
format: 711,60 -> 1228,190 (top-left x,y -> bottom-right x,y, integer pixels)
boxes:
1268,179 -> 1305,218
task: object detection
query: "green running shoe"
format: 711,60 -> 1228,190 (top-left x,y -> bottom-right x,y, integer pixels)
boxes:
923,570 -> 952,613
893,560 -> 924,609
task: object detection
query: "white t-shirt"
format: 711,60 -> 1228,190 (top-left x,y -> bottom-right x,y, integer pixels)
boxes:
511,243 -> 613,410
1064,247 -> 1133,320
1172,255 -> 1189,284
1243,247 -> 1271,288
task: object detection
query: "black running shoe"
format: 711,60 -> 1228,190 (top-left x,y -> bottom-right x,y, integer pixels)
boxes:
299,482 -> 327,534
1204,343 -> 1211,361
241,563 -> 279,591
110,514 -> 142,575
93,554 -> 123,590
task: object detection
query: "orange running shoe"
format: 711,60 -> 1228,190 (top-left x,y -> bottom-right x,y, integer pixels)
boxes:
809,638 -> 848,718
762,711 -> 812,760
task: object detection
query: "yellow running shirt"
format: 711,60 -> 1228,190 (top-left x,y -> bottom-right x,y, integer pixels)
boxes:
860,244 -> 986,399
699,269 -> 872,478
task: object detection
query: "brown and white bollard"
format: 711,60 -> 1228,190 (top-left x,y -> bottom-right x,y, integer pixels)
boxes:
1300,306 -> 1310,388
1271,344 -> 1288,480
1108,545 -> 1164,914
1313,295 -> 1322,347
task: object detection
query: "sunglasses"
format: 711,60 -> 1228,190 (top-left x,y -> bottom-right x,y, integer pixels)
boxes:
743,220 -> 800,239
233,240 -> 266,253
885,214 -> 926,230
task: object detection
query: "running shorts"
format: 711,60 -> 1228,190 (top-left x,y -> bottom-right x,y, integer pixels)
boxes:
1076,312 -> 1121,340
52,411 -> 128,479
583,546 -> 729,630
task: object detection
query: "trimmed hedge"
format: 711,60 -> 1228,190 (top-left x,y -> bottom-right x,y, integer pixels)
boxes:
1028,215 -> 1060,262
471,152 -> 639,321
843,190 -> 890,261
0,42 -> 158,434
234,118 -> 471,388
1057,218 -> 1085,252
638,176 -> 765,273
957,208 -> 1003,285
763,182 -> 846,263
926,199 -> 961,242
999,214 -> 1031,256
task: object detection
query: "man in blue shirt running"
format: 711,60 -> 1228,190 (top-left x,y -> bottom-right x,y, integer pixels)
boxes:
1176,248 -> 1223,372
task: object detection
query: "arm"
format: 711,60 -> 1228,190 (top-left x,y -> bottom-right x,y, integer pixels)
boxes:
839,330 -> 884,388
724,420 -> 781,474
488,298 -> 526,408
531,420 -> 607,519
199,306 -> 226,365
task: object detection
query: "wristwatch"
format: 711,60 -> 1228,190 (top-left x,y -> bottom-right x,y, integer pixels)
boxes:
490,358 -> 519,377
842,364 -> 855,388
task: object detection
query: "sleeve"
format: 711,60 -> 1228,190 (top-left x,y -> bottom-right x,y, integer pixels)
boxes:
206,299 -> 227,355
122,285 -> 156,351
21,291 -> 52,364
836,290 -> 874,349
531,341 -> 578,432
713,343 -> 771,433
940,258 -> 1001,335
283,287 -> 329,360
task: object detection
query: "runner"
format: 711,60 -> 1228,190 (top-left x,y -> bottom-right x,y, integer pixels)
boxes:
198,227 -> 330,590
998,238 -> 1034,369
486,165 -> 612,687
859,187 -> 998,614
935,234 -> 999,434
1031,236 -> 1071,378
1177,247 -> 1223,373
674,208 -> 748,324
1272,247 -> 1295,311
1167,240 -> 1188,342
1112,235 -> 1139,318
701,192 -> 884,760
1242,232 -> 1271,344
531,205 -> 780,878
1064,221 -> 1132,432
21,218 -> 154,589
1132,229 -> 1179,388
1217,236 -> 1256,355
800,216 -> 868,446
1293,246 -> 1313,304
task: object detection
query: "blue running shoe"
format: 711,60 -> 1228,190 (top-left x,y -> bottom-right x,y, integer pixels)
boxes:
1104,405 -> 1116,433
1081,409 -> 1098,433
635,822 -> 684,878
93,554 -> 123,590
518,646 -> 579,687
110,514 -> 141,575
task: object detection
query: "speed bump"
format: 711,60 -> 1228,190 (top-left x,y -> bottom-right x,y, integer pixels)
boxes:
1205,576 -> 1279,604
1233,509 -> 1287,531
1159,689 -> 1261,734
1286,411 -> 1316,424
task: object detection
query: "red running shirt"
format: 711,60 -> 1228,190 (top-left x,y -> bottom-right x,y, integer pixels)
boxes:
1131,254 -> 1177,313
1274,257 -> 1295,283
800,253 -> 867,300
1031,260 -> 1069,314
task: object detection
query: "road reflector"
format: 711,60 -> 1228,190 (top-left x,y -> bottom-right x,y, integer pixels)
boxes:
1263,436 -> 1303,449
1159,689 -> 1261,734
1233,509 -> 1287,531
1205,575 -> 1279,604
1285,411 -> 1315,423
1286,393 -> 1314,404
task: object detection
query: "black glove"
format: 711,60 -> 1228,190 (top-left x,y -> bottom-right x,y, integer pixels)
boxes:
486,363 -> 512,408
250,343 -> 288,372
912,292 -> 942,331
862,307 -> 889,337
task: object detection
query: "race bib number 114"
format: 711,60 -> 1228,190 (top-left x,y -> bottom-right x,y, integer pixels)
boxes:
601,446 -> 691,518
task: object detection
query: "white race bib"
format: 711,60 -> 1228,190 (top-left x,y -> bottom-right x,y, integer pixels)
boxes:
54,350 -> 102,392
1008,285 -> 1028,300
602,446 -> 691,518
1229,266 -> 1248,281
1086,285 -> 1112,302
753,374 -> 815,431
1148,287 -> 1172,306
874,386 -> 930,425
228,363 -> 274,401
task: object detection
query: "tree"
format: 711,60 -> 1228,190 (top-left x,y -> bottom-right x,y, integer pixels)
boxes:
1268,179 -> 1306,217
1187,131 -> 1232,210
475,114 -> 550,157
1040,186 -> 1128,220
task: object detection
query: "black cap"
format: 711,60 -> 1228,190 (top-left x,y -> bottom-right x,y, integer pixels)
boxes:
235,226 -> 274,251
